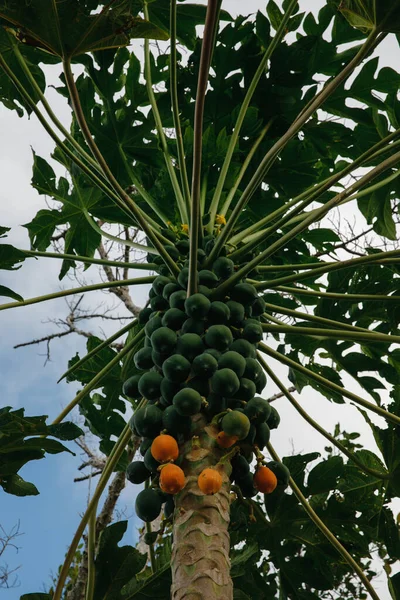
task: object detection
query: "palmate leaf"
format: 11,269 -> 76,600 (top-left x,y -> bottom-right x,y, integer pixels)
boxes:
0,406 -> 83,496
0,284 -> 23,301
94,521 -> 147,600
25,152 -> 101,277
0,0 -> 168,59
339,0 -> 400,33
0,28 -> 46,115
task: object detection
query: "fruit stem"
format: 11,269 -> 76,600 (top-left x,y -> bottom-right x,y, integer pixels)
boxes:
217,445 -> 240,465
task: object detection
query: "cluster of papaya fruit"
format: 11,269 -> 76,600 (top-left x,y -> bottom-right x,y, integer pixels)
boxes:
122,233 -> 290,524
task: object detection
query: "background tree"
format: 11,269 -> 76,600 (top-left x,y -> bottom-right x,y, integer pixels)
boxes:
1,0 -> 400,599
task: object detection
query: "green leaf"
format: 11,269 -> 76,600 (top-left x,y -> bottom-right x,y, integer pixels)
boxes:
94,521 -> 147,600
20,595 -> 52,600
27,153 -> 101,276
0,0 -> 169,59
0,244 -> 27,270
0,28 -> 46,115
0,225 -> 10,237
339,0 -> 400,33
0,284 -> 23,301
389,571 -> 400,599
307,456 -> 344,495
267,0 -> 283,30
0,407 -> 82,495
358,185 -> 397,240
147,1 -> 232,49
1,473 -> 39,496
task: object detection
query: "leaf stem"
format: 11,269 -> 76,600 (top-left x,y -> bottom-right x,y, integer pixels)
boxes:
144,480 -> 157,573
262,305 -> 376,335
188,0 -> 220,295
24,249 -> 156,270
85,508 -> 97,600
261,322 -> 400,344
170,0 -> 191,211
143,4 -> 188,225
214,149 -> 400,296
274,285 -> 400,303
206,28 -> 383,263
229,131 -> 400,248
0,277 -> 154,313
57,319 -> 137,383
63,58 -> 179,276
258,342 -> 400,427
12,42 -> 102,176
0,52 -> 171,256
266,442 -> 381,600
256,248 -> 400,290
206,0 -> 299,234
52,329 -> 145,425
83,212 -> 159,255
219,120 -> 274,218
257,353 -> 389,480
53,422 -> 134,600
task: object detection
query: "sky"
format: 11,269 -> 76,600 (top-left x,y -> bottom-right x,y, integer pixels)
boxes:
0,0 -> 399,598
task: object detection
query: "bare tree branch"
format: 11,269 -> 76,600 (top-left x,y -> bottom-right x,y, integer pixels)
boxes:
267,387 -> 296,403
97,241 -> 141,317
0,522 -> 23,589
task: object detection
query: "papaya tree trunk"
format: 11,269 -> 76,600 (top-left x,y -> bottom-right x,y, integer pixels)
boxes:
171,414 -> 233,600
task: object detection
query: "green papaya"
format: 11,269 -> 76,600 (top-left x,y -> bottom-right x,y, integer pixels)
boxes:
134,347 -> 154,370
162,354 -> 191,383
184,293 -> 211,320
205,324 -> 233,351
211,368 -> 240,396
126,461 -> 150,484
122,374 -> 142,399
135,488 -> 162,522
173,388 -> 202,416
138,371 -> 163,400
218,351 -> 246,377
221,410 -> 250,440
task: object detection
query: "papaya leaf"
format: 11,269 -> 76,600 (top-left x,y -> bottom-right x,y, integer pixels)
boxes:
0,284 -> 23,301
0,28 -> 46,115
94,521 -> 147,600
0,0 -> 168,59
0,406 -> 83,496
339,0 -> 400,33
0,244 -> 27,270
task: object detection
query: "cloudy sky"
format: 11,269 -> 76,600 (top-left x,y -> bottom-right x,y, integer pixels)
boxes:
0,0 -> 399,597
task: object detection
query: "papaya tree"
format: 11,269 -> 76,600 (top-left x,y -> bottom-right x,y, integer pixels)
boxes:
1,0 -> 400,598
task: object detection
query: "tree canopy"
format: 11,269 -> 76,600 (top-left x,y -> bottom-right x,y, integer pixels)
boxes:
0,0 -> 400,598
